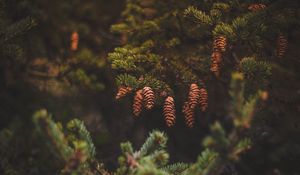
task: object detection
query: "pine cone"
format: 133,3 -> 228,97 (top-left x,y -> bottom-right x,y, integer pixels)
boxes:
163,96 -> 176,127
116,86 -> 133,100
142,87 -> 155,109
213,36 -> 227,52
70,31 -> 79,51
248,3 -> 266,11
133,90 -> 143,117
199,88 -> 208,112
276,34 -> 288,58
188,83 -> 200,109
182,102 -> 195,128
210,51 -> 222,77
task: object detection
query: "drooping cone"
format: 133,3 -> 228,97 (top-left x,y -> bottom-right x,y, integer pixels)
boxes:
70,31 -> 79,51
182,102 -> 195,128
248,3 -> 266,11
133,90 -> 143,117
188,83 -> 200,109
276,34 -> 288,58
213,36 -> 227,52
210,51 -> 222,77
116,86 -> 133,100
142,86 -> 155,109
163,96 -> 176,127
199,88 -> 208,112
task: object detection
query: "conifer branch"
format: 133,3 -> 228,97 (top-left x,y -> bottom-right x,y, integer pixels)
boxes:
67,119 -> 96,158
33,109 -> 73,161
138,130 -> 167,157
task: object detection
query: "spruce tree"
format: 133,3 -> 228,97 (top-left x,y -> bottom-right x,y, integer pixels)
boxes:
109,0 -> 298,128
0,0 -> 300,174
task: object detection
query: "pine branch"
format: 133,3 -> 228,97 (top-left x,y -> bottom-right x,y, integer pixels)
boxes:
148,150 -> 169,167
182,149 -> 218,175
33,109 -> 73,161
161,163 -> 189,175
184,6 -> 213,26
0,17 -> 37,44
67,119 -> 96,158
138,130 -> 167,157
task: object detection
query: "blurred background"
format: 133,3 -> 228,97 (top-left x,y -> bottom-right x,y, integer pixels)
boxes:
0,0 -> 300,175
0,0 -> 130,173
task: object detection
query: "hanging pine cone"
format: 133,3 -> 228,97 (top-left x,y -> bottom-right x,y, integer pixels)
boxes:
115,86 -> 133,100
210,51 -> 222,77
70,31 -> 79,51
276,34 -> 288,58
142,86 -> 155,109
188,83 -> 200,109
213,36 -> 227,52
163,96 -> 176,127
248,3 -> 266,11
182,102 -> 195,128
133,90 -> 143,117
199,88 -> 208,112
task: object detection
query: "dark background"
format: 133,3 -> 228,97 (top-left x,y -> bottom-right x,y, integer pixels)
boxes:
0,0 -> 299,174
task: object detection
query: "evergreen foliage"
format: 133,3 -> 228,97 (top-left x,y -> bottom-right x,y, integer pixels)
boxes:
30,73 -> 264,175
0,0 -> 300,174
33,109 -> 109,175
109,0 -> 294,91
109,0 -> 298,115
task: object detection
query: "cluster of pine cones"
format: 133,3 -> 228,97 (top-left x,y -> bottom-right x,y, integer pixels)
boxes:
115,83 -> 208,128
115,3 -> 289,128
248,3 -> 288,58
210,3 -> 289,77
183,83 -> 208,128
115,86 -> 174,127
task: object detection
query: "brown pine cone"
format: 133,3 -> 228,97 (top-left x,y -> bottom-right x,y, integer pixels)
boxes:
142,87 -> 155,109
70,31 -> 79,51
276,34 -> 288,58
199,88 -> 208,112
210,51 -> 222,77
116,86 -> 133,100
188,83 -> 200,109
163,96 -> 176,127
133,90 -> 143,117
213,36 -> 227,52
182,102 -> 195,128
248,3 -> 266,11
